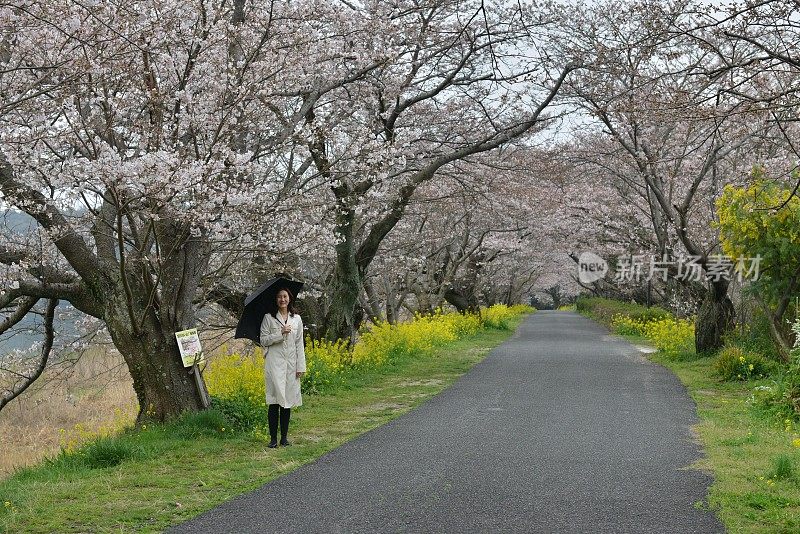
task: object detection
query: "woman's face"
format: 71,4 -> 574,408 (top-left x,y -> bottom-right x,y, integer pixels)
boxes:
276,290 -> 290,309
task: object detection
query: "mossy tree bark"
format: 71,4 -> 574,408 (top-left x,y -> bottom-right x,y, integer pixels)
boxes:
694,280 -> 735,354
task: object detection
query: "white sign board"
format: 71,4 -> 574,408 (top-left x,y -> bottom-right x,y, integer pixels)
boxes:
175,328 -> 204,368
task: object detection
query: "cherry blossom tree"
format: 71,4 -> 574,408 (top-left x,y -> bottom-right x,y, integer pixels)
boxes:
683,1 -> 800,157
297,0 -> 579,341
0,0 -> 386,420
364,158 -> 545,317
559,0 -> 778,352
12,0 -> 800,420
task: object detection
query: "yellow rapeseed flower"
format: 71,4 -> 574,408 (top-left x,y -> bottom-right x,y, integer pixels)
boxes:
206,306 -> 529,410
643,317 -> 695,358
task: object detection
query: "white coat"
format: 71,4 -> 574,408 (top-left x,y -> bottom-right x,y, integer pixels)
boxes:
260,312 -> 306,408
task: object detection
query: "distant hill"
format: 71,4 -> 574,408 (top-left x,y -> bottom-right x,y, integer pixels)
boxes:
1,210 -> 81,357
2,208 -> 36,232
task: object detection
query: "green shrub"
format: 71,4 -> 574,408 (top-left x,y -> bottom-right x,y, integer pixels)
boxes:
768,455 -> 794,480
80,438 -> 143,469
45,437 -> 145,471
210,393 -> 267,433
576,297 -> 670,327
751,321 -> 800,421
749,365 -> 800,422
173,408 -> 231,438
574,297 -> 603,315
724,312 -> 783,362
714,346 -> 774,381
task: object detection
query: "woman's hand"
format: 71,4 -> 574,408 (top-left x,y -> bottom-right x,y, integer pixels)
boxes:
296,371 -> 305,379
281,324 -> 292,335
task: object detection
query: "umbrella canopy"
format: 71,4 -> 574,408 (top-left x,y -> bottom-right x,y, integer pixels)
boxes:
234,277 -> 304,343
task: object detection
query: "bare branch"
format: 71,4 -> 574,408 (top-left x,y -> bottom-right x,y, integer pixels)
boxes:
0,298 -> 58,413
0,296 -> 39,335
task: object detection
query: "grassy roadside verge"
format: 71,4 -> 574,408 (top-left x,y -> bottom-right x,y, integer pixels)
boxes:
0,317 -> 524,533
576,299 -> 800,533
649,351 -> 800,533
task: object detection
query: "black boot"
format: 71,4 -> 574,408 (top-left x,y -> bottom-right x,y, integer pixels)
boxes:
268,404 -> 279,448
279,407 -> 291,446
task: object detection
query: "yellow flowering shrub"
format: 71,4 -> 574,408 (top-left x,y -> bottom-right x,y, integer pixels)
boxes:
644,317 -> 695,358
437,310 -> 483,337
303,337 -> 351,394
205,305 -> 532,430
203,350 -> 267,431
576,297 -> 671,327
717,174 -> 800,313
352,310 -> 459,367
481,304 -> 536,330
611,314 -> 650,337
351,306 -> 532,367
713,346 -> 772,381
205,350 -> 265,406
482,304 -> 514,329
509,304 -> 536,314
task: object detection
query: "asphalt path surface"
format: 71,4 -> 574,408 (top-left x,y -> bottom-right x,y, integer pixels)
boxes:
170,311 -> 723,533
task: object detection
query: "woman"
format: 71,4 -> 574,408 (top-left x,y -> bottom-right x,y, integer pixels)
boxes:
260,288 -> 306,448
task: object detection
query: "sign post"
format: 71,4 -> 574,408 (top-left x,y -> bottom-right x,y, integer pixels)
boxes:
175,328 -> 210,408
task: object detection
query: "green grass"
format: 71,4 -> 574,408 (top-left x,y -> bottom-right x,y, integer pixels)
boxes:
617,333 -> 650,346
0,319 -> 523,533
649,352 -> 800,533
579,296 -> 800,533
608,327 -> 800,533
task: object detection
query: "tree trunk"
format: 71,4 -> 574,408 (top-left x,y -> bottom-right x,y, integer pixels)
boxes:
325,204 -> 361,343
444,288 -> 479,314
110,325 -> 205,423
766,312 -> 792,362
101,225 -> 211,423
325,276 -> 359,342
362,276 -> 385,325
385,288 -> 398,325
695,280 -> 735,354
106,302 -> 203,423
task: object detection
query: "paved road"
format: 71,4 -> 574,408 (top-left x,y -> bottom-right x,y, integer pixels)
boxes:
170,311 -> 723,533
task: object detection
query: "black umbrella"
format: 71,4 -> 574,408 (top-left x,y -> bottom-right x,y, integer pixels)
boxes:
234,277 -> 304,343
